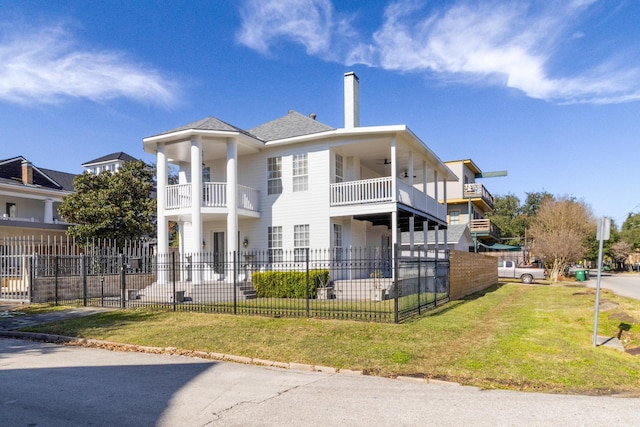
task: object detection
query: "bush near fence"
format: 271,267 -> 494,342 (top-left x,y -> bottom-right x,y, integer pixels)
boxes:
449,250 -> 498,300
252,269 -> 329,299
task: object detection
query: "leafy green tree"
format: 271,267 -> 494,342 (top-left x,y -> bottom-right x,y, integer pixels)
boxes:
59,161 -> 156,243
620,212 -> 640,250
486,193 -> 525,245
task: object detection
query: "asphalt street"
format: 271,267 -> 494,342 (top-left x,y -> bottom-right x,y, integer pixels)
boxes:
587,271 -> 640,301
1,337 -> 639,427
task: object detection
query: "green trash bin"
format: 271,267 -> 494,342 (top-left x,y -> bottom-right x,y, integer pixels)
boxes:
575,270 -> 586,282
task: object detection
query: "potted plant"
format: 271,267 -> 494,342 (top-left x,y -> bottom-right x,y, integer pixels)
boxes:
316,271 -> 334,300
370,269 -> 386,301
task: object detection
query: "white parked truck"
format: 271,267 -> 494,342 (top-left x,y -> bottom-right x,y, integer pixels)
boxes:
498,260 -> 547,284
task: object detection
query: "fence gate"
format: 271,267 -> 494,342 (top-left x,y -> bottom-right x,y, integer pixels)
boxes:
0,254 -> 31,302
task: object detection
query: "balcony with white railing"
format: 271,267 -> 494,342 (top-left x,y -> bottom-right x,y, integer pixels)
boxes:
330,177 -> 447,221
165,182 -> 260,213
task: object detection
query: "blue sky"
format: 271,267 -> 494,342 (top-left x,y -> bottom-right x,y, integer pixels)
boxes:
1,0 -> 639,226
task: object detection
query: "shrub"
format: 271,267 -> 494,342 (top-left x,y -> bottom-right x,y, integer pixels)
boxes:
252,269 -> 329,298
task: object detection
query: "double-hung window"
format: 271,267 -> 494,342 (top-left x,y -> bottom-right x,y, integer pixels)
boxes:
335,154 -> 343,183
333,223 -> 343,262
292,154 -> 308,192
294,224 -> 309,262
268,226 -> 283,263
267,157 -> 282,195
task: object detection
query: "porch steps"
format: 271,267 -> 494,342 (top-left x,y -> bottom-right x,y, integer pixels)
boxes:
136,280 -> 257,303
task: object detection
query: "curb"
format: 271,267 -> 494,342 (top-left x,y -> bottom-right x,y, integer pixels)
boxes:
0,330 -> 461,387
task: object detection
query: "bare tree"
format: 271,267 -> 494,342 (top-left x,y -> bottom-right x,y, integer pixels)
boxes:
611,241 -> 632,270
528,197 -> 594,281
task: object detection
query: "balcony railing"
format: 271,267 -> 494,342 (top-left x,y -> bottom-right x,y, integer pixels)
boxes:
463,183 -> 494,209
165,183 -> 260,212
330,177 -> 447,221
469,218 -> 501,239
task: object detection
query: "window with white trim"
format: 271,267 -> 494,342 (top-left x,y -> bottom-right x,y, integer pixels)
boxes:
292,154 -> 308,192
268,226 -> 283,263
449,210 -> 460,225
294,224 -> 309,262
335,153 -> 343,183
267,157 -> 282,195
333,223 -> 343,262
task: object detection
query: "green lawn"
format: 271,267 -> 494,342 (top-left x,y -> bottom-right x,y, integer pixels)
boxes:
16,283 -> 640,395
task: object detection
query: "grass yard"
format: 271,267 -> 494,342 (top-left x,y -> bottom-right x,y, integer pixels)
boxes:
14,282 -> 640,395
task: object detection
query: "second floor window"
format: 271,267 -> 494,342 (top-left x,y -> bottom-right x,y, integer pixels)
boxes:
450,210 -> 460,225
335,153 -> 343,183
267,157 -> 282,195
292,154 -> 308,192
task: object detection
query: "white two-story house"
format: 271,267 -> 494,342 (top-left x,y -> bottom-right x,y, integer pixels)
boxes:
143,73 -> 458,284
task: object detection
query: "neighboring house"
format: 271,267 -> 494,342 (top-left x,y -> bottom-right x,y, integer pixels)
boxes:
0,156 -> 76,239
439,159 -> 504,251
82,152 -> 139,174
143,72 -> 458,284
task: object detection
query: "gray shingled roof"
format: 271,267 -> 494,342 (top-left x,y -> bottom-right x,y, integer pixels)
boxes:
0,156 -> 77,191
39,168 -> 77,192
152,116 -> 251,137
82,152 -> 139,166
248,110 -> 335,142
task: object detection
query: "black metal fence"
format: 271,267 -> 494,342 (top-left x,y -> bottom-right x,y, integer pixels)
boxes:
25,245 -> 449,323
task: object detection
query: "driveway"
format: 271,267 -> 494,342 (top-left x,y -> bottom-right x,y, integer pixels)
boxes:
1,338 -> 639,426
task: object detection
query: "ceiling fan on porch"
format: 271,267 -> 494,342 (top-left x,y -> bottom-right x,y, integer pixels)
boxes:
376,158 -> 392,166
403,170 -> 416,178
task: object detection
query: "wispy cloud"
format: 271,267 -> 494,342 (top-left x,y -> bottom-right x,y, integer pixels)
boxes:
0,24 -> 179,107
236,0 -> 357,60
237,0 -> 640,104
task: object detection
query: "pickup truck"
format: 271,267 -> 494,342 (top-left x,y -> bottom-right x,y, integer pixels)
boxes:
498,260 -> 547,284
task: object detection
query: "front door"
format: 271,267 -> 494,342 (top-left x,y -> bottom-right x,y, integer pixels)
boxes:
212,231 -> 225,274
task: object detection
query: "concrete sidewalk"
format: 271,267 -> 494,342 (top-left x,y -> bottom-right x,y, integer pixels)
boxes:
0,303 -> 114,331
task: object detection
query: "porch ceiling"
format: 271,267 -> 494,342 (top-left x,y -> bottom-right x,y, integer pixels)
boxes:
353,209 -> 445,232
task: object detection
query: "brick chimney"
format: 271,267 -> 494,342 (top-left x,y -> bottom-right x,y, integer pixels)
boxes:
344,72 -> 360,128
21,160 -> 33,185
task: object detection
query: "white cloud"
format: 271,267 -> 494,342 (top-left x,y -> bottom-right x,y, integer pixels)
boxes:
237,0 -> 640,104
236,0 -> 356,59
0,24 -> 179,106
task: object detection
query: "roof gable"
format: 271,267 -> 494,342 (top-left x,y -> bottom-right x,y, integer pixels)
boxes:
248,110 -> 335,142
153,116 -> 249,137
83,152 -> 138,166
0,156 -> 75,191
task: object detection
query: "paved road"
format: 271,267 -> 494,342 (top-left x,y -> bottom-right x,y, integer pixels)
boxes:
1,338 -> 639,426
587,271 -> 640,300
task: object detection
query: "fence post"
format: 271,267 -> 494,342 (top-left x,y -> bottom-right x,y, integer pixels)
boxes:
233,251 -> 237,315
172,252 -> 177,312
393,244 -> 399,324
54,255 -> 59,306
28,255 -> 34,303
120,254 -> 126,308
417,249 -> 422,315
82,254 -> 87,307
305,248 -> 310,317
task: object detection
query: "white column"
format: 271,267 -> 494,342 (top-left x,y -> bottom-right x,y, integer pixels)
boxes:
43,199 -> 53,224
227,139 -> 238,282
156,143 -> 169,284
190,136 -> 203,284
442,174 -> 449,255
